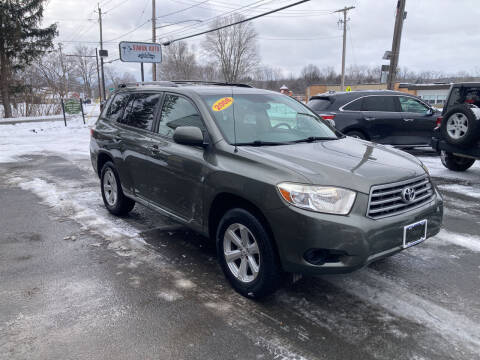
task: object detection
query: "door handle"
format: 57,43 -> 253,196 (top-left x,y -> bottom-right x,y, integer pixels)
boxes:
403,118 -> 414,122
364,117 -> 376,121
113,136 -> 122,143
149,144 -> 166,158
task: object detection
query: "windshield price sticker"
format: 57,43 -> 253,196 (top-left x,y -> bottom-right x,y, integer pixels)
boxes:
212,97 -> 234,112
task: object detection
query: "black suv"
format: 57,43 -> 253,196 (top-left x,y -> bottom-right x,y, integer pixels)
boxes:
90,81 -> 442,298
307,90 -> 440,147
431,82 -> 480,171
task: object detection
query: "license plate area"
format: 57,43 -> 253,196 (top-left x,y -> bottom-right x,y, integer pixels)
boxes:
403,219 -> 427,248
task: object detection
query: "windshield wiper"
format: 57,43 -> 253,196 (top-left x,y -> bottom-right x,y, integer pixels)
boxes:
234,140 -> 291,146
292,136 -> 337,143
296,112 -> 319,119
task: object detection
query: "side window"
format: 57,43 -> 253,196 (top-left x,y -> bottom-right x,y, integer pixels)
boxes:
362,96 -> 396,112
399,97 -> 429,113
342,98 -> 362,111
107,93 -> 130,122
122,93 -> 162,130
158,94 -> 205,138
447,87 -> 461,107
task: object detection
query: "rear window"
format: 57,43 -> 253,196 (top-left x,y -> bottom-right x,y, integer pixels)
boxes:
362,96 -> 396,112
307,98 -> 331,111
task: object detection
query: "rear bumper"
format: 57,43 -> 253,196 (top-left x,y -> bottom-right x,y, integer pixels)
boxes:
431,134 -> 480,159
265,190 -> 443,275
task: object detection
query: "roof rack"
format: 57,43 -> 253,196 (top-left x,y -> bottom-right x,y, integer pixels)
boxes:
172,80 -> 253,88
117,80 -> 253,89
117,81 -> 178,89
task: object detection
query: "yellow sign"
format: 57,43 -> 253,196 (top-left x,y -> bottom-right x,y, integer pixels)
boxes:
212,97 -> 234,112
345,86 -> 352,92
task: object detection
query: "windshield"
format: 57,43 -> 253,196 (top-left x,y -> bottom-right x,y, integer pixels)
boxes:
201,93 -> 338,145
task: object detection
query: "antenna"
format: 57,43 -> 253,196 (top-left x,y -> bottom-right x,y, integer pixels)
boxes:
231,86 -> 238,153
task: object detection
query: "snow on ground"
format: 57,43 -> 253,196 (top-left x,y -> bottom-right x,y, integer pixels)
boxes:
418,155 -> 480,181
0,117 -> 93,164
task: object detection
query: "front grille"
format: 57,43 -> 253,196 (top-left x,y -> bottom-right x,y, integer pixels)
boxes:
367,175 -> 435,219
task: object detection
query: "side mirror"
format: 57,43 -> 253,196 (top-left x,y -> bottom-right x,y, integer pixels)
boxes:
426,108 -> 434,116
173,126 -> 206,146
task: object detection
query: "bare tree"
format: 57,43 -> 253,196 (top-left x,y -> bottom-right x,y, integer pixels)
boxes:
159,41 -> 197,80
202,14 -> 259,82
104,67 -> 136,90
33,46 -> 76,99
71,46 -> 97,98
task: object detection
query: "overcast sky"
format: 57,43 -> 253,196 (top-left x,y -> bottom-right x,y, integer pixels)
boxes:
44,0 -> 480,81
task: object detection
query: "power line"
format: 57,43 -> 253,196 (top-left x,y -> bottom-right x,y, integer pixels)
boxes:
162,0 -> 311,46
156,0 -> 271,40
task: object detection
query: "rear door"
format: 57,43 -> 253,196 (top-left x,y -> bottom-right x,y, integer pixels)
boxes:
118,91 -> 164,199
360,95 -> 403,144
397,96 -> 436,145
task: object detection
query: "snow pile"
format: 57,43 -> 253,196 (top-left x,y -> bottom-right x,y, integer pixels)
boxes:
0,117 -> 93,163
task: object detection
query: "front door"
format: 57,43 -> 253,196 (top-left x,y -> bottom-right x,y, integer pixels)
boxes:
397,96 -> 437,145
148,93 -> 208,223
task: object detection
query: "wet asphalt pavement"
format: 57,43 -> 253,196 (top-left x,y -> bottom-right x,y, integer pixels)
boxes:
1,152 -> 479,360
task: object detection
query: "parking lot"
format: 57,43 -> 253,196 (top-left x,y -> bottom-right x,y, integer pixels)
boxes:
0,119 -> 479,360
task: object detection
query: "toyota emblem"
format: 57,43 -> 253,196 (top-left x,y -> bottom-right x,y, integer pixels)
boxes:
401,187 -> 416,203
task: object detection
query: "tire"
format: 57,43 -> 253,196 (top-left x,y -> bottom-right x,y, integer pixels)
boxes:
440,151 -> 476,172
100,161 -> 135,215
346,130 -> 367,140
216,208 -> 283,298
441,104 -> 480,147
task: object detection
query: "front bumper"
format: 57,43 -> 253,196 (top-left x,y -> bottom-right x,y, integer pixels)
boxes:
265,188 -> 443,275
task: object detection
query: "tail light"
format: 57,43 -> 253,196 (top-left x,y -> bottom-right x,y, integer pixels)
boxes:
320,114 -> 335,121
90,128 -> 95,137
435,116 -> 443,128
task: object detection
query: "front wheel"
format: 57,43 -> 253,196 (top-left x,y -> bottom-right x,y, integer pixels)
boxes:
440,151 -> 476,171
216,208 -> 283,298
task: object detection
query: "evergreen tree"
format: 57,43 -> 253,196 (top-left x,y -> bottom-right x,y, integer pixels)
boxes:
0,0 -> 57,118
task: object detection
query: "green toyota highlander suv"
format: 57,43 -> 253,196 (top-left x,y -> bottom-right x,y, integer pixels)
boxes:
90,81 -> 443,298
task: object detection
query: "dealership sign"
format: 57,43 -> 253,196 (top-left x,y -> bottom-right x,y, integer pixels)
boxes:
119,41 -> 162,63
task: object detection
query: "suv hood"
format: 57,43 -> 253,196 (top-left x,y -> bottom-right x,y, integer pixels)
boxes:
240,137 -> 426,194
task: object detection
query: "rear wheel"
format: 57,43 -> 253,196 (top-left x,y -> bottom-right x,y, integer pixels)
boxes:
346,130 -> 367,140
100,161 -> 135,215
440,151 -> 475,172
216,208 -> 283,298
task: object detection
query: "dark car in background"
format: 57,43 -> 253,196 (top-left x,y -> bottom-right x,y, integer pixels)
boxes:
307,90 -> 441,147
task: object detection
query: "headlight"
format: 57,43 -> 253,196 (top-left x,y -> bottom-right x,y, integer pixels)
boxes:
277,183 -> 356,215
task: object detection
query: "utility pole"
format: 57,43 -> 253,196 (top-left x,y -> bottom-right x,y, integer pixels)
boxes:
152,0 -> 156,81
387,0 -> 406,90
98,3 -> 106,100
58,43 -> 66,97
95,49 -> 102,101
334,6 -> 355,91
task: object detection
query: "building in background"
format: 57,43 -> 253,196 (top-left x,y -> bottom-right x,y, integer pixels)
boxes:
306,82 -> 451,107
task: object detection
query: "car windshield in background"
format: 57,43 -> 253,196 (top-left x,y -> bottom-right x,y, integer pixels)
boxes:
201,93 -> 338,145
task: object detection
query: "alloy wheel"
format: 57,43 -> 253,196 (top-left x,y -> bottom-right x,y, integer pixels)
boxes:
223,223 -> 261,283
103,168 -> 118,206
